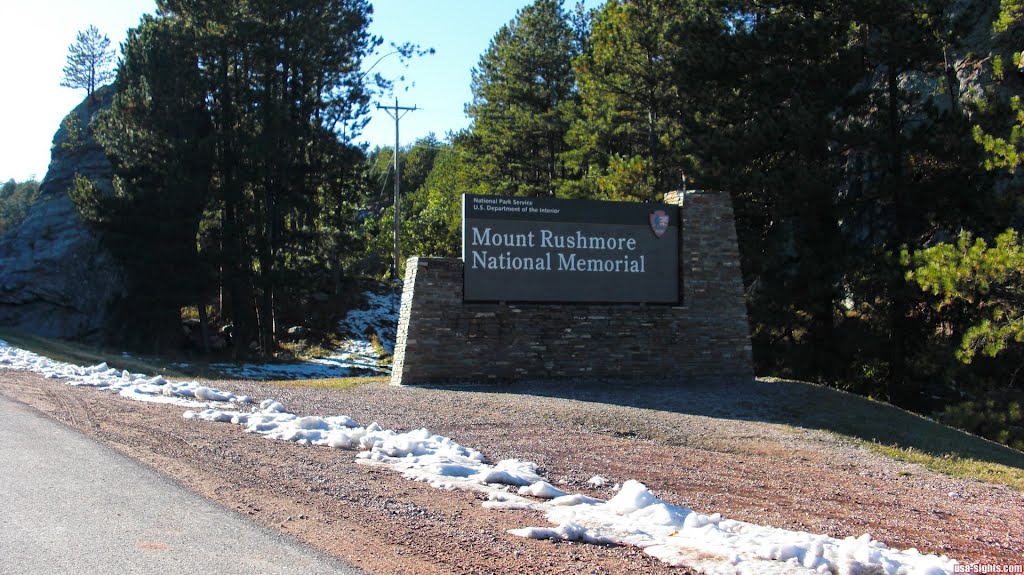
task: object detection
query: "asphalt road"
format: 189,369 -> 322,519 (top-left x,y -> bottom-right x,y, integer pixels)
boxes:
0,394 -> 363,575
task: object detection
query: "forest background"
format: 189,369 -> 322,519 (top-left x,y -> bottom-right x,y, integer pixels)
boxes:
2,0 -> 1024,452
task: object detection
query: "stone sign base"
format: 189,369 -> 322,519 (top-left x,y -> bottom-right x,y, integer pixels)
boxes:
391,191 -> 753,385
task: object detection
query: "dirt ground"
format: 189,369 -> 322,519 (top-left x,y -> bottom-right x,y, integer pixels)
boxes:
1,370 -> 1020,574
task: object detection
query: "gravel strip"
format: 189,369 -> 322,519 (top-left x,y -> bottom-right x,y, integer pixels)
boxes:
1,370 -> 1019,573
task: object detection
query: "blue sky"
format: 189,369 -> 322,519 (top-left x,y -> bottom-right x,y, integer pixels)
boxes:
0,1 -> 599,182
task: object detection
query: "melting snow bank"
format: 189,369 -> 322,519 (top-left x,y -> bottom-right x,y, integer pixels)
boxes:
0,340 -> 251,408
182,396 -> 956,575
0,339 -> 957,575
183,402 -> 543,493
503,480 -> 954,575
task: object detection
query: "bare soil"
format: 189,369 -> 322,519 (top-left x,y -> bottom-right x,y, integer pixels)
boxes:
1,370 -> 1020,574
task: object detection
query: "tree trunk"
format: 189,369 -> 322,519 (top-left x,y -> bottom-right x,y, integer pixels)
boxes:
886,62 -> 912,403
197,301 -> 211,354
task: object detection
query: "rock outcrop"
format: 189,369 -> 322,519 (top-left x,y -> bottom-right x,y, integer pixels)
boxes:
0,86 -> 124,339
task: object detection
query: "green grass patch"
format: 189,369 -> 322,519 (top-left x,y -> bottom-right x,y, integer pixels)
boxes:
268,376 -> 386,390
867,443 -> 1024,491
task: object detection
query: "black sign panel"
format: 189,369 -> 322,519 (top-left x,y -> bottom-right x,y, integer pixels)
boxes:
462,194 -> 679,303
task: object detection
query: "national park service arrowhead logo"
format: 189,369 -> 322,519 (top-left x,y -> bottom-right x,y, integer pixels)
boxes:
649,210 -> 670,238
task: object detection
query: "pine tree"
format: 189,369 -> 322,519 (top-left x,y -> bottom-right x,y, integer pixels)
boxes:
830,0 -> 989,402
465,0 -> 582,197
905,230 -> 1024,364
0,179 -> 40,234
85,14 -> 216,352
671,0 -> 860,385
568,0 -> 705,201
60,25 -> 116,99
81,0 -> 380,357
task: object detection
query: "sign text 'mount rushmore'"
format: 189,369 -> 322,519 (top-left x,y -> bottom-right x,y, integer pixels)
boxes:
461,194 -> 679,303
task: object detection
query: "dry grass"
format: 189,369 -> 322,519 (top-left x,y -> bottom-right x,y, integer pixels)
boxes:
867,443 -> 1024,491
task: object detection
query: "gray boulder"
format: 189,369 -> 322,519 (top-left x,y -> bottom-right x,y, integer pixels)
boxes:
0,86 -> 124,339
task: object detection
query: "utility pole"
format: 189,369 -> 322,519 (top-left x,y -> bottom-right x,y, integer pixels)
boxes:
377,98 -> 417,281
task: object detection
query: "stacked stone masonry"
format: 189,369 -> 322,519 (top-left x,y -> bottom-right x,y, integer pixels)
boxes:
391,190 -> 753,385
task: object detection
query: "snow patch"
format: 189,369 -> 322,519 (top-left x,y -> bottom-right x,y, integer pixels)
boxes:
512,480 -> 956,575
0,342 -> 249,409
212,289 -> 400,380
518,481 -> 569,499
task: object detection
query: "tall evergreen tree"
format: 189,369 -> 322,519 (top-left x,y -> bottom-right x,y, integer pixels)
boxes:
85,14 -> 215,351
832,0 -> 988,402
568,0 -> 703,200
895,0 -> 1024,448
465,0 -> 582,197
682,0 -> 862,385
80,0 -> 379,356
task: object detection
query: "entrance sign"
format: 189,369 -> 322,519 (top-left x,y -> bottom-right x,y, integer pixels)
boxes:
462,194 -> 679,303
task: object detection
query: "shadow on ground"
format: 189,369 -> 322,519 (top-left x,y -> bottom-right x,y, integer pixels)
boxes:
425,377 -> 1024,471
